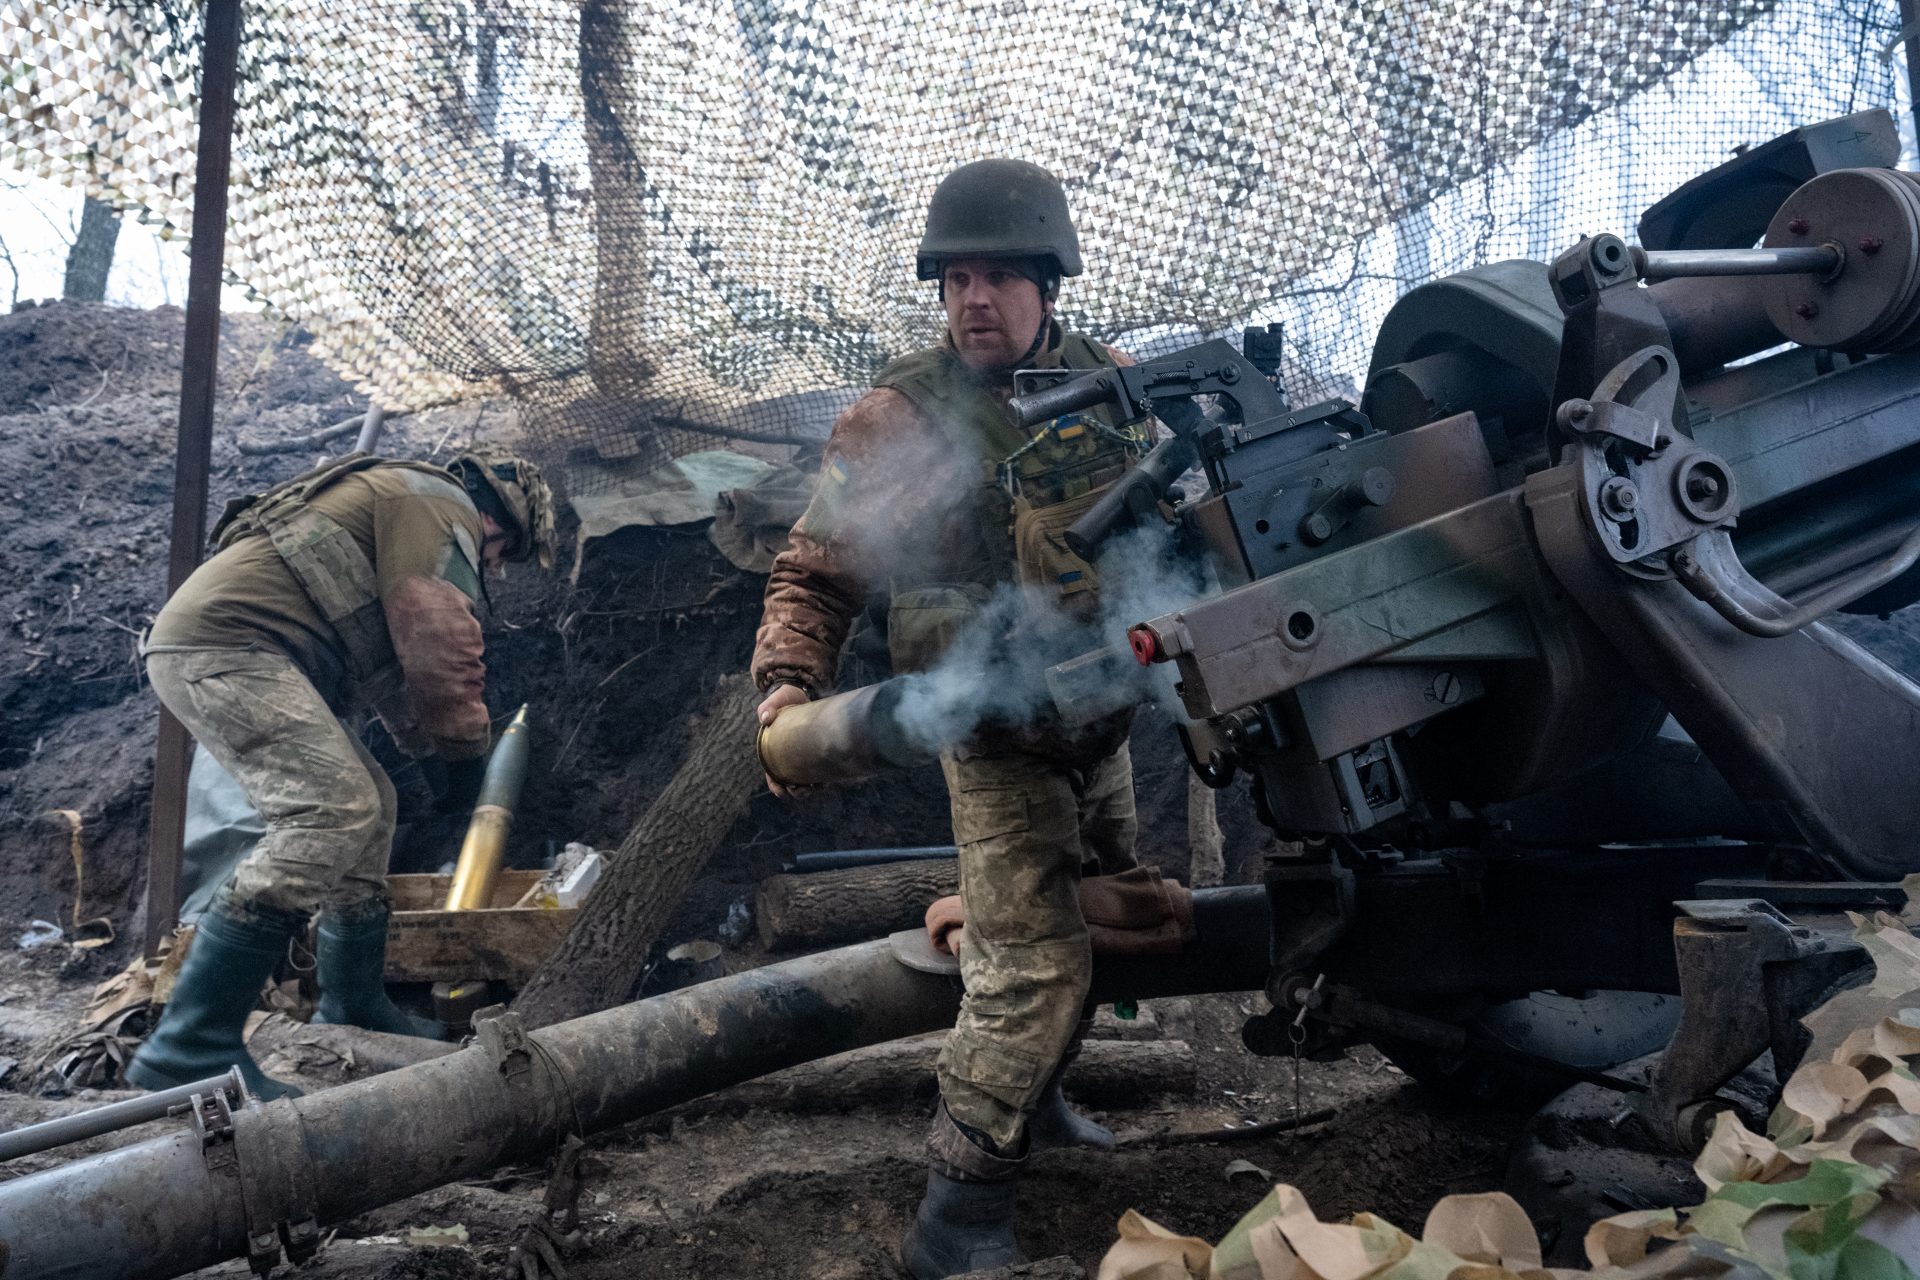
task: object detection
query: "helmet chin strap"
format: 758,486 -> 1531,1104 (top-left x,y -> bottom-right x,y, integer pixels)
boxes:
1010,314 -> 1052,369
970,311 -> 1053,379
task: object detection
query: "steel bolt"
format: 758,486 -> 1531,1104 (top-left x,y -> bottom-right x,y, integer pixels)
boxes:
1598,476 -> 1640,521
1428,671 -> 1462,705
1685,472 -> 1722,502
1786,216 -> 1810,235
1795,301 -> 1819,320
1861,236 -> 1885,255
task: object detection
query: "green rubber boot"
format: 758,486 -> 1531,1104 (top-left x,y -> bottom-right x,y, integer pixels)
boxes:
313,897 -> 441,1040
125,901 -> 303,1102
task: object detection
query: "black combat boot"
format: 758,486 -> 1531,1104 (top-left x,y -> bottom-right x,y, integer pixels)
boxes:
125,898 -> 303,1102
898,1101 -> 1027,1279
312,897 -> 441,1039
1028,1027 -> 1115,1150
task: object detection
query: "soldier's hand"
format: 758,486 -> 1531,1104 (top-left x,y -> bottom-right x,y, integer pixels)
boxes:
757,683 -> 811,799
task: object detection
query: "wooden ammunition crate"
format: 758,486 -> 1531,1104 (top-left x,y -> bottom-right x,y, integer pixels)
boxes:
384,870 -> 575,984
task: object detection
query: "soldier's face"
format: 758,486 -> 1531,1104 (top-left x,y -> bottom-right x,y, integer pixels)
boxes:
943,259 -> 1050,371
479,514 -> 514,566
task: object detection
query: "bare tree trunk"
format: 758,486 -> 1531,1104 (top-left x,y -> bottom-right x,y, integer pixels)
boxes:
511,674 -> 759,1028
62,198 -> 121,302
756,860 -> 960,951
579,0 -> 652,402
1187,772 -> 1225,888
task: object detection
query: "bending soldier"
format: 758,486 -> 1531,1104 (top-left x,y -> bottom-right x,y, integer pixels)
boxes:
128,450 -> 555,1100
753,159 -> 1145,1278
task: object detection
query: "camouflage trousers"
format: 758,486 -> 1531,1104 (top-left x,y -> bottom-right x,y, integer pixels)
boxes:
146,648 -> 396,919
936,743 -> 1137,1150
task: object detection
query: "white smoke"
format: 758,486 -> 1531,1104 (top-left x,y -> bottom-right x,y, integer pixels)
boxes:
887,518 -> 1212,755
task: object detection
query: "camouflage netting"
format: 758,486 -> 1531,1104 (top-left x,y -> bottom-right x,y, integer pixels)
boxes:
0,0 -> 1909,485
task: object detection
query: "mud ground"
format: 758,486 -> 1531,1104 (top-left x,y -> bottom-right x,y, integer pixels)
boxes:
1,944 -> 1527,1279
2,301 -> 1915,1278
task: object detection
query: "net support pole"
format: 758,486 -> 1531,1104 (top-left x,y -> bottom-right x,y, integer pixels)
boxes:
1904,0 -> 1920,157
145,0 -> 245,958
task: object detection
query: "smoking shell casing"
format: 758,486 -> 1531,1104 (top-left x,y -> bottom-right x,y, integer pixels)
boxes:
444,704 -> 532,912
757,680 -> 932,788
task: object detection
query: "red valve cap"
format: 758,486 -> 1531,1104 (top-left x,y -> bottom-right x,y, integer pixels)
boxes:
1128,625 -> 1160,666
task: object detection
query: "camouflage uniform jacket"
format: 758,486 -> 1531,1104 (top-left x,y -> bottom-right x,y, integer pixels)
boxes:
753,324 -> 1138,762
147,463 -> 492,760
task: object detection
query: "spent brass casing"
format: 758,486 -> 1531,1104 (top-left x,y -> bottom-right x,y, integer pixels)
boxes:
757,680 -> 934,788
443,704 -> 532,911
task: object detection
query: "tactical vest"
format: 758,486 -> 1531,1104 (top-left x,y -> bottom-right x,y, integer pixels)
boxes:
873,331 -> 1145,673
210,453 -> 465,706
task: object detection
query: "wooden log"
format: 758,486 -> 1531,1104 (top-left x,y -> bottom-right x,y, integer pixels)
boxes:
511,674 -> 761,1029
756,859 -> 960,951
678,1034 -> 1195,1117
245,1013 -> 457,1086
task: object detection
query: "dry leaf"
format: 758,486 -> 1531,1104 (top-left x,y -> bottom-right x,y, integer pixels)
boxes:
1225,1158 -> 1273,1184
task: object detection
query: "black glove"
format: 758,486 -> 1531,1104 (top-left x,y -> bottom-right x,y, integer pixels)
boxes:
436,756 -> 488,815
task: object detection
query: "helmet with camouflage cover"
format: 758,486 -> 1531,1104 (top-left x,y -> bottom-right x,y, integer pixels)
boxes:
448,449 -> 557,570
915,159 -> 1084,286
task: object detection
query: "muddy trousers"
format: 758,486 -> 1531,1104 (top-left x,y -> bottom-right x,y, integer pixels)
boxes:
146,648 -> 397,919
935,743 -> 1137,1151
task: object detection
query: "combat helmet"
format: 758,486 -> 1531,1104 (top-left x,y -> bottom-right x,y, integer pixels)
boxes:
916,159 -> 1084,285
448,448 -> 557,570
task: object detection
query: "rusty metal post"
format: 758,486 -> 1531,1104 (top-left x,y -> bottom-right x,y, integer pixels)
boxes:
144,0 -> 245,958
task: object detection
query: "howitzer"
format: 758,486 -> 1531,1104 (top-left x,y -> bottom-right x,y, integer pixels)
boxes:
1007,109 -> 1920,1146
10,116 -> 1920,1277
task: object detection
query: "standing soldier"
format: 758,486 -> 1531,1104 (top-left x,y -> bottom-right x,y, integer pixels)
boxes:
128,450 -> 555,1100
754,160 -> 1145,1277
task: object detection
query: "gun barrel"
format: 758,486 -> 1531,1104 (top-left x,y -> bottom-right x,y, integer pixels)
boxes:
1636,245 -> 1842,279
1007,368 -> 1123,427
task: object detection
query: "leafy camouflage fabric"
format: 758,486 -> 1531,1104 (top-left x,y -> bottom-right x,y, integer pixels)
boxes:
1097,892 -> 1920,1280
